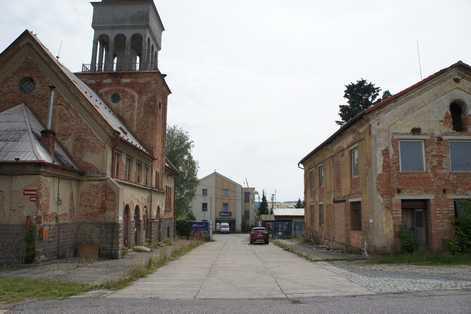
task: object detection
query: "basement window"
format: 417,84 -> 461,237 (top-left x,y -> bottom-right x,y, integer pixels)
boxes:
400,140 -> 425,172
450,102 -> 466,132
351,202 -> 362,231
450,141 -> 471,172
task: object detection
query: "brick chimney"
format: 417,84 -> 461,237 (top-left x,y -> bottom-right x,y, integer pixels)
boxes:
41,85 -> 56,157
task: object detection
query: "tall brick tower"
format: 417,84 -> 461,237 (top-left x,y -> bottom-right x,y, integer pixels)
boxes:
77,0 -> 171,190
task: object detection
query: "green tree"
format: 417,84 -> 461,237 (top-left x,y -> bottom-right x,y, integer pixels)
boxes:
295,198 -> 304,209
166,125 -> 199,217
258,191 -> 269,216
336,79 -> 381,126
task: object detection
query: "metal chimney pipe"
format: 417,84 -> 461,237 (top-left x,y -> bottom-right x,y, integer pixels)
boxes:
47,85 -> 56,130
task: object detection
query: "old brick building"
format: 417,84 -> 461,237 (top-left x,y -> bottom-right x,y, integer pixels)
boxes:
300,62 -> 471,253
0,0 -> 176,264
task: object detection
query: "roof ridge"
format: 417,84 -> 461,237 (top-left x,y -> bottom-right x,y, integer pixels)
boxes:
299,60 -> 471,165
15,31 -> 150,156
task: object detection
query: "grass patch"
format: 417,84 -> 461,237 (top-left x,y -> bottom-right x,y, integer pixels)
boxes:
0,241 -> 203,304
370,253 -> 471,266
0,277 -> 91,304
100,241 -> 203,290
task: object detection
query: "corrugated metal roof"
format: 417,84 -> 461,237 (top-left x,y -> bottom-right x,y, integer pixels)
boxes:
29,31 -> 149,155
0,104 -> 78,169
273,208 -> 304,217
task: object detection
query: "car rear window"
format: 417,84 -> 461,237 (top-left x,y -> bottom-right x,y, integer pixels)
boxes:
253,227 -> 266,231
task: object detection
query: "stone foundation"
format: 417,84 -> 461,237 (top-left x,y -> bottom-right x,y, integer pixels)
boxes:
0,222 -> 121,265
0,224 -> 26,264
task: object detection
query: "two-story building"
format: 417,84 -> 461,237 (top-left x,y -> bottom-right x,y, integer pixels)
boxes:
300,61 -> 471,253
0,0 -> 176,264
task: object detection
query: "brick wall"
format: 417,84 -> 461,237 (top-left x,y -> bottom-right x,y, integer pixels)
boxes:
0,224 -> 25,264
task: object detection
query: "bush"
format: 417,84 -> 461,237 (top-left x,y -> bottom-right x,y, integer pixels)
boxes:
399,226 -> 417,254
176,210 -> 195,238
449,209 -> 471,255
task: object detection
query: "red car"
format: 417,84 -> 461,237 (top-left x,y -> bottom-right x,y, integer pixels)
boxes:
250,227 -> 269,245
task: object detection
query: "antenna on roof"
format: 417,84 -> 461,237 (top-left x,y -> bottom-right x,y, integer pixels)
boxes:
416,40 -> 423,80
56,40 -> 63,60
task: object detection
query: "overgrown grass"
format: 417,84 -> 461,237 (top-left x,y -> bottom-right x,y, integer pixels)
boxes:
0,241 -> 203,304
370,253 -> 471,266
0,278 -> 91,304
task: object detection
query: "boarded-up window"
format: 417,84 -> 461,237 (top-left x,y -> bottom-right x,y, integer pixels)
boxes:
351,202 -> 362,231
454,200 -> 471,218
309,205 -> 315,228
136,161 -> 142,183
400,140 -> 425,172
144,165 -> 149,186
319,204 -> 324,226
112,151 -> 122,178
125,156 -> 132,181
165,186 -> 173,211
309,169 -> 315,192
351,147 -> 359,177
450,142 -> 471,172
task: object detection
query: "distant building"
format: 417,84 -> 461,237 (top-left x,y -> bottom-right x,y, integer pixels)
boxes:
189,172 -> 257,233
300,62 -> 471,253
272,208 -> 305,239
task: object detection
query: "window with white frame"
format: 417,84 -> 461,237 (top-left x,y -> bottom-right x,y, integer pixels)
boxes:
351,147 -> 359,177
450,141 -> 471,172
400,140 -> 425,172
318,164 -> 325,187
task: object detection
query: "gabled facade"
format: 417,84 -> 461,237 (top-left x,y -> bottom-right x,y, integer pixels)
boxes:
190,172 -> 258,233
300,62 -> 471,253
0,0 -> 176,264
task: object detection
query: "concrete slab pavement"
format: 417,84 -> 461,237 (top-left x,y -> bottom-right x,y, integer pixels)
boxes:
109,234 -> 371,300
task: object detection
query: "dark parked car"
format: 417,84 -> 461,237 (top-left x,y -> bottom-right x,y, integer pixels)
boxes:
250,227 -> 269,245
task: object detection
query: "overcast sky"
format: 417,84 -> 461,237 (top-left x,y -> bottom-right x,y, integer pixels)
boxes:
1,0 -> 470,201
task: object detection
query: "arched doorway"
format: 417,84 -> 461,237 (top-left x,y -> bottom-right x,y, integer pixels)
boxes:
123,205 -> 131,248
134,206 -> 141,246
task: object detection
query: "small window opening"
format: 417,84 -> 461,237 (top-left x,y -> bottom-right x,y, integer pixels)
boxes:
450,102 -> 465,132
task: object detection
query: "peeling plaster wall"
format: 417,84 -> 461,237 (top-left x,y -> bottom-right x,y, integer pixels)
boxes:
371,69 -> 471,251
0,55 -> 109,175
303,120 -> 371,251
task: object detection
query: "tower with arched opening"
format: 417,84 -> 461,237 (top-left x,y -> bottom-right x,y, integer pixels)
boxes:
87,0 -> 164,72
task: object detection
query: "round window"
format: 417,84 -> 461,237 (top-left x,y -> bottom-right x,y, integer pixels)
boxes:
19,77 -> 35,94
111,93 -> 121,104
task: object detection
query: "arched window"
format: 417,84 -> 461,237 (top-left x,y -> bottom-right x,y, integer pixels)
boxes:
450,101 -> 466,132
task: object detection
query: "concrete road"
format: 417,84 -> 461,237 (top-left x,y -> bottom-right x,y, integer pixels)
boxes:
7,290 -> 471,313
109,234 -> 370,299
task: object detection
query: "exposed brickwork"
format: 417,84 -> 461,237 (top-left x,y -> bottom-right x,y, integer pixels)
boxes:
302,67 -> 471,254
0,224 -> 25,264
0,58 -> 107,175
